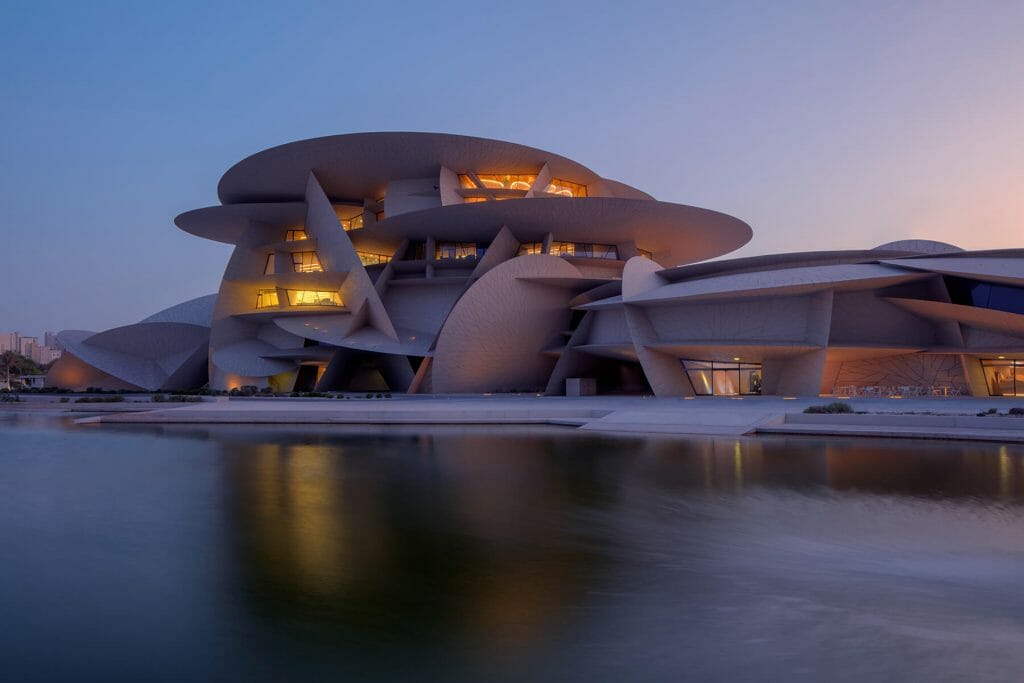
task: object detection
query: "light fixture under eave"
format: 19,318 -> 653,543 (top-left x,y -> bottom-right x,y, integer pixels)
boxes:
732,357 -> 741,361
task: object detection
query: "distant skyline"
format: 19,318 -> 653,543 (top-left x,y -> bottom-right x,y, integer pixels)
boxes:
2,0 -> 1022,336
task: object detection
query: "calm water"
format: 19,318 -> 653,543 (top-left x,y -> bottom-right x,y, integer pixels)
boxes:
3,415 -> 1024,681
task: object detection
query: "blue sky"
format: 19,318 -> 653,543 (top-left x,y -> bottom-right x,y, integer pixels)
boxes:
2,0 -> 1022,336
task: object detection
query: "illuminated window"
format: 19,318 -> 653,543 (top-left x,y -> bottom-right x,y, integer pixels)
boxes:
681,359 -> 762,396
463,196 -> 488,203
980,359 -> 1024,396
357,251 -> 392,266
638,249 -> 653,259
292,252 -> 323,273
255,288 -> 279,309
550,241 -> 575,257
476,174 -> 537,190
286,290 -> 342,306
375,211 -> 385,222
550,242 -> 618,259
435,242 -> 483,260
458,174 -> 478,189
517,242 -> 543,256
285,229 -> 308,241
264,254 -> 275,275
544,179 -> 587,197
339,214 -> 364,231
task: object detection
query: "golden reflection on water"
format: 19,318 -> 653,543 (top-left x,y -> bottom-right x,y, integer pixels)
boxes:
245,444 -> 353,594
225,433 -> 600,649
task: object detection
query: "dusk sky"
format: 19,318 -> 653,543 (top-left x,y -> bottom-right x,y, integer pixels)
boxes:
2,1 -> 1021,337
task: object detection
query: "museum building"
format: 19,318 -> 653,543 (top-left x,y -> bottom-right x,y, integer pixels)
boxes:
47,133 -> 1024,397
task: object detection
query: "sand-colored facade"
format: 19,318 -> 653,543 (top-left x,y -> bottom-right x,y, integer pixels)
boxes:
48,133 -> 1024,397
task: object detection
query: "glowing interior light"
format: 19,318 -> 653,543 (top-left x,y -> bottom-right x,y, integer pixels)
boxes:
286,290 -> 342,306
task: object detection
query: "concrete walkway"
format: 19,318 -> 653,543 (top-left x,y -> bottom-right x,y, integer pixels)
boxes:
66,394 -> 1024,442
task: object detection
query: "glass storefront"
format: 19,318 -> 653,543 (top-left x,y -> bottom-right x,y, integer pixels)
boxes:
681,359 -> 762,396
980,359 -> 1024,396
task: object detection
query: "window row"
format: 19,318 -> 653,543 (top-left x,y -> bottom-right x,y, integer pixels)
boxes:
357,251 -> 392,266
436,242 -> 485,260
255,288 -> 343,309
264,252 -> 323,274
550,242 -> 619,259
456,174 -> 587,197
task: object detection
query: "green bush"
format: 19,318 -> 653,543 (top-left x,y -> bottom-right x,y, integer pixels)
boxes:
1009,407 -> 1024,416
74,396 -> 125,403
804,402 -> 853,414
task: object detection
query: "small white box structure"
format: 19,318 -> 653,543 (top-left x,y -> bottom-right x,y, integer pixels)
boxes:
566,378 -> 596,397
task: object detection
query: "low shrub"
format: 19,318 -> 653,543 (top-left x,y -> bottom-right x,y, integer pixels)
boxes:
59,397 -> 69,403
74,396 -> 125,403
1009,407 -> 1024,416
1,393 -> 21,403
804,402 -> 853,414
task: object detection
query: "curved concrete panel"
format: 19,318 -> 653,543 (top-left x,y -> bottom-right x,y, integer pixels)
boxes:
140,294 -> 217,326
217,132 -> 606,204
628,263 -> 930,305
211,339 -> 295,377
373,197 -> 751,267
433,255 -> 582,393
175,203 -> 307,244
880,256 -> 1024,286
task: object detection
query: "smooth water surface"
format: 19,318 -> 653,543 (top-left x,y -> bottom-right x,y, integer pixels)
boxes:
3,414 -> 1024,681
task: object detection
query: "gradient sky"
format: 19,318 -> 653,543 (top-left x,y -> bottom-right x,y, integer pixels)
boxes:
2,0 -> 1022,338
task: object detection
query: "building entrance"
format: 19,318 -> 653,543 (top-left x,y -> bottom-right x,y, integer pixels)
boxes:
681,359 -> 762,396
981,358 -> 1024,396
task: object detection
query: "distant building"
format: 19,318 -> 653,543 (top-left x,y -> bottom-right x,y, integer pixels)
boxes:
38,347 -> 62,364
44,332 -> 60,349
0,332 -> 18,353
19,337 -> 39,359
19,375 -> 46,389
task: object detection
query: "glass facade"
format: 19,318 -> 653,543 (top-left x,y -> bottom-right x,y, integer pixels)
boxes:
255,288 -> 279,309
339,214 -> 364,231
264,254 -> 275,275
681,359 -> 762,396
946,277 -> 1024,316
517,242 -> 543,256
357,251 -> 392,266
435,242 -> 485,260
544,179 -> 587,197
980,359 -> 1024,396
550,242 -> 619,259
291,252 -> 323,273
285,229 -> 307,241
474,174 -> 537,190
286,290 -> 343,307
638,249 -> 653,259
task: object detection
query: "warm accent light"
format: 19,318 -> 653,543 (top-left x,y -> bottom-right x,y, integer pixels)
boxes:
285,229 -> 308,241
544,179 -> 587,197
286,290 -> 342,306
255,288 -> 279,309
732,357 -> 741,361
357,251 -> 392,266
292,252 -> 323,273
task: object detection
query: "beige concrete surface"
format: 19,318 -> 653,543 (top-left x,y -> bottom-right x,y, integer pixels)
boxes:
62,394 -> 1024,442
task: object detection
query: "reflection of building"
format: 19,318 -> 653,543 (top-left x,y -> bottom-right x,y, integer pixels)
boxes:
52,132 -> 1024,396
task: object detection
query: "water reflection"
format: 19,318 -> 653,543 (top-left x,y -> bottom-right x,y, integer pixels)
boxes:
5,418 -> 1024,680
